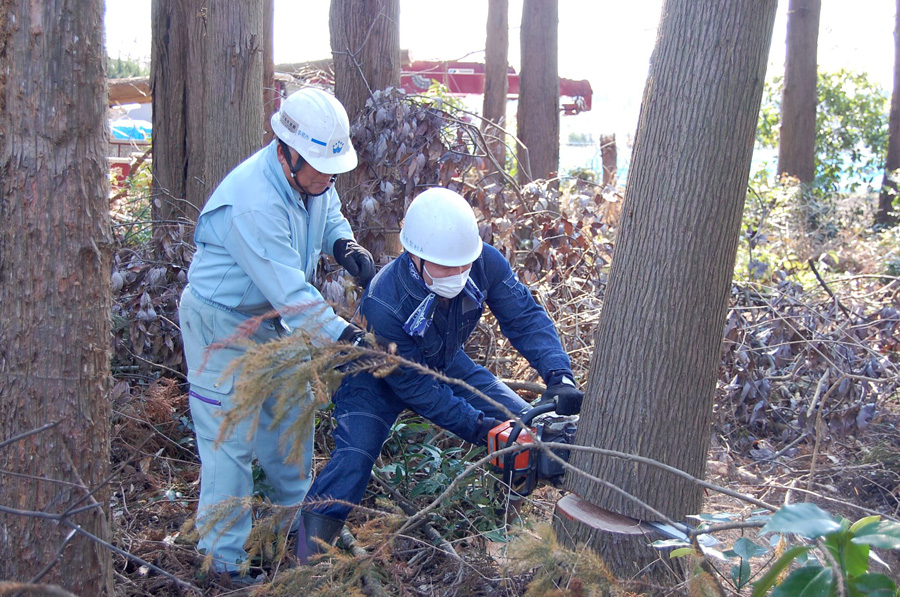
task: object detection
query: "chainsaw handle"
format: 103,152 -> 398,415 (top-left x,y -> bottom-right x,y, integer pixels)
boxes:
507,402 -> 558,445
500,402 -> 556,496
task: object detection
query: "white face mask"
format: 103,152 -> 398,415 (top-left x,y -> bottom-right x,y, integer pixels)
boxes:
424,264 -> 470,299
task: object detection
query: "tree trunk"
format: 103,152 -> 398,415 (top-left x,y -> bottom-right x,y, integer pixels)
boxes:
151,0 -> 190,227
554,0 -> 777,584
199,1 -> 265,200
329,0 -> 401,255
777,0 -> 821,183
330,0 -> 400,123
600,133 -> 617,187
264,0 -> 277,144
516,0 -> 559,188
0,1 -> 113,594
151,0 -> 265,235
482,0 -> 509,183
876,0 -> 900,227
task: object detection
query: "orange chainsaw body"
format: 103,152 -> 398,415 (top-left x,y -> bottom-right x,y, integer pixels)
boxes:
487,421 -> 534,471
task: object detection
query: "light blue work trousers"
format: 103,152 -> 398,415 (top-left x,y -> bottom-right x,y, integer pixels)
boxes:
180,286 -> 313,573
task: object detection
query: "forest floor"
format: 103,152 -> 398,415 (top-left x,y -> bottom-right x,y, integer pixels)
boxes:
107,395 -> 900,597
105,182 -> 900,596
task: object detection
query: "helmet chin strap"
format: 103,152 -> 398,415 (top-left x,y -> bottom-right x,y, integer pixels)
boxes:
293,174 -> 335,198
412,254 -> 427,281
280,140 -> 336,198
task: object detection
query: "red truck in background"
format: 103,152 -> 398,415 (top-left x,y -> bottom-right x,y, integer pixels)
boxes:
400,60 -> 592,116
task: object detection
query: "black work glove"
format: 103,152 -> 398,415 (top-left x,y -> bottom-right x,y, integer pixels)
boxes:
337,322 -> 369,348
333,238 -> 376,288
541,370 -> 583,416
474,414 -> 500,446
333,323 -> 370,372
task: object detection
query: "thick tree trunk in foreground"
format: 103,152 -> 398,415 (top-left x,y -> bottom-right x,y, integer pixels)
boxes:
777,0 -> 821,183
555,0 -> 777,584
0,1 -> 113,593
517,0 -> 559,188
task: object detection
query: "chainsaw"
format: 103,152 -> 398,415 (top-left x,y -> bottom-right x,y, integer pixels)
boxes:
487,402 -> 578,497
488,404 -> 719,548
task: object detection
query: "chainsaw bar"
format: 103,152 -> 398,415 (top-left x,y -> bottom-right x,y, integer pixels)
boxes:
555,493 -> 717,547
556,493 -> 656,535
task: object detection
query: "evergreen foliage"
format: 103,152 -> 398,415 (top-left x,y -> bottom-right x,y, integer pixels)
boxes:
108,54 -> 149,79
757,69 -> 889,193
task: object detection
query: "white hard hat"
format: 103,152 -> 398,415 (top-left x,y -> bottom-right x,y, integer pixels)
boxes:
400,188 -> 483,266
270,88 -> 358,174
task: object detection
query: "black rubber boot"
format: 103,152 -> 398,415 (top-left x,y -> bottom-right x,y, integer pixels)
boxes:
296,510 -> 345,564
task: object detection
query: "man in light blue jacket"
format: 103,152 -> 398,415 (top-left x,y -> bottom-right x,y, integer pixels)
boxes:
179,87 -> 374,583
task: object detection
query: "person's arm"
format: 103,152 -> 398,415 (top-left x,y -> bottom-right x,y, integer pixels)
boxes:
359,299 -> 494,444
225,207 -> 349,342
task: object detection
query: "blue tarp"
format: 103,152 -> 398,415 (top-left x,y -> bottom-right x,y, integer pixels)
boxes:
110,119 -> 152,141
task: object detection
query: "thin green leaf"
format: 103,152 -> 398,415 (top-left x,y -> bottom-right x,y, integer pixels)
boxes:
669,547 -> 695,559
850,516 -> 882,535
751,545 -> 813,597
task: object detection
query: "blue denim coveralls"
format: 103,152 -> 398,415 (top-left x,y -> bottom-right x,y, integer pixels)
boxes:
180,140 -> 355,572
304,244 -> 573,521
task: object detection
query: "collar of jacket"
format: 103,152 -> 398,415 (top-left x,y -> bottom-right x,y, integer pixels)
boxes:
398,252 -> 485,337
264,140 -> 305,206
397,252 -> 431,300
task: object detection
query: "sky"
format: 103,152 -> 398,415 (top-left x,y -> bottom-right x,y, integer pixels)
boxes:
105,1 -> 896,168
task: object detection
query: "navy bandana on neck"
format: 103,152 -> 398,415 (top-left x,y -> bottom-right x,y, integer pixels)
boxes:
402,258 -> 484,337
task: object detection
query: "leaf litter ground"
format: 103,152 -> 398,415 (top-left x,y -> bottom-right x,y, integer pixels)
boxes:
107,180 -> 900,595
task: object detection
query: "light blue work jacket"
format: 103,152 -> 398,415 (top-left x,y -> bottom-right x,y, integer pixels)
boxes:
186,140 -> 353,343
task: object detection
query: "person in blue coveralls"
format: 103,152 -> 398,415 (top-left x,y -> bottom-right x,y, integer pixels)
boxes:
295,187 -> 584,561
179,87 -> 375,583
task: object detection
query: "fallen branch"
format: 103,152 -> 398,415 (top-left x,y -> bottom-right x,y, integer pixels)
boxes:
371,472 -> 461,562
0,581 -> 79,597
808,258 -> 854,321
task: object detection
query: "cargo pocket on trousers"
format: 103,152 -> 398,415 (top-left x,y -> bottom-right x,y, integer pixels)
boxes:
188,369 -> 236,442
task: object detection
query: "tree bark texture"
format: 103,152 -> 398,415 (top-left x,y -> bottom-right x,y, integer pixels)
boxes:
329,0 -> 400,123
151,0 -> 190,227
199,1 -> 265,203
600,133 -> 617,187
263,0 -> 276,144
0,0 -> 113,593
482,0 -> 509,180
555,0 -> 777,583
329,0 -> 400,254
877,0 -> 900,227
777,0 -> 820,183
516,0 -> 559,186
151,0 -> 264,232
